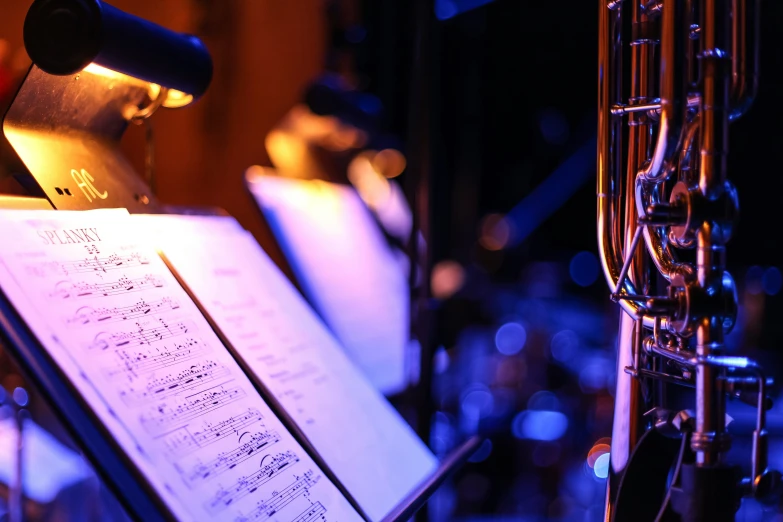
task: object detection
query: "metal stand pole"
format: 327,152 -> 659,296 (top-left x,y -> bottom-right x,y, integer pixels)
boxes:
403,0 -> 434,519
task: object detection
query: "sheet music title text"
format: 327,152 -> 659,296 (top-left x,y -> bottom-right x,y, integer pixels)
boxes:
37,228 -> 103,245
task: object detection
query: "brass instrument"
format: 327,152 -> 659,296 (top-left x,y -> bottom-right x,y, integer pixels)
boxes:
597,0 -> 779,520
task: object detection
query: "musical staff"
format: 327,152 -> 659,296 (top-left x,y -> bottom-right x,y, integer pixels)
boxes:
49,274 -> 165,300
183,430 -> 281,486
27,252 -> 150,277
0,212 -> 366,521
234,471 -> 321,521
118,360 -> 230,406
206,450 -> 301,514
102,337 -> 208,380
65,297 -> 180,326
87,318 -> 192,350
292,502 -> 327,522
162,408 -> 265,458
140,382 -> 246,436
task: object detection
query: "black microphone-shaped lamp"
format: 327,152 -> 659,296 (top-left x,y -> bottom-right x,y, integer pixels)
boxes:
23,0 -> 212,106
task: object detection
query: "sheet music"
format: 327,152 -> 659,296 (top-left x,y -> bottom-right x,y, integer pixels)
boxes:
245,175 -> 413,396
0,209 -> 362,522
132,214 -> 438,521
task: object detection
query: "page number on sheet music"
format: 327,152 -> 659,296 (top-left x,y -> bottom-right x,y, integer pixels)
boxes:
71,169 -> 108,203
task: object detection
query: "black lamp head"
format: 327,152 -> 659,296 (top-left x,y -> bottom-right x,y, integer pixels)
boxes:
23,0 -> 212,101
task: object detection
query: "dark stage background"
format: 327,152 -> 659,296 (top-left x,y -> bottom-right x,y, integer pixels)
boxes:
1,0 -> 782,520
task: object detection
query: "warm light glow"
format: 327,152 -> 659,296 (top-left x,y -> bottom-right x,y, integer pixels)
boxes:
431,260 -> 465,299
288,104 -> 340,140
281,104 -> 367,152
372,149 -> 406,178
83,62 -> 146,85
587,437 -> 612,468
84,63 -> 194,108
152,85 -> 194,108
245,164 -> 279,180
347,151 -> 391,210
247,175 -> 343,218
479,213 -> 511,251
265,130 -> 312,175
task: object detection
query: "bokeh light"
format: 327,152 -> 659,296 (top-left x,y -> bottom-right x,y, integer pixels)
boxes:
579,361 -> 609,393
479,214 -> 512,251
512,410 -> 568,441
461,386 -> 495,419
347,151 -> 392,210
468,439 -> 493,463
494,322 -> 527,356
569,251 -> 599,287
13,386 -> 29,407
431,260 -> 466,299
538,107 -> 570,145
550,329 -> 579,362
372,148 -> 406,178
746,265 -> 764,295
763,267 -> 782,296
528,390 -> 561,411
593,452 -> 610,479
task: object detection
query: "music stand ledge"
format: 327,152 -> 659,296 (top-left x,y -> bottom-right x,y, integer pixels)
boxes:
382,435 -> 482,522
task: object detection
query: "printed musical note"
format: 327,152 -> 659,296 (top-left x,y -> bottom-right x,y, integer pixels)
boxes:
49,274 -> 164,299
65,297 -> 180,326
26,252 -> 150,277
162,408 -> 265,458
234,471 -> 321,521
140,382 -> 247,436
206,451 -> 301,514
102,337 -> 208,380
292,502 -> 327,522
182,430 -> 281,486
87,318 -> 192,350
117,360 -> 230,406
0,212 -> 365,521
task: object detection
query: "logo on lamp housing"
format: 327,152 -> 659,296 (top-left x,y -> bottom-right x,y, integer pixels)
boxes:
71,169 -> 108,203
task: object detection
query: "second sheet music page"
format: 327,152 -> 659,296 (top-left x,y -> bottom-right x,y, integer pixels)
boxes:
132,213 -> 438,522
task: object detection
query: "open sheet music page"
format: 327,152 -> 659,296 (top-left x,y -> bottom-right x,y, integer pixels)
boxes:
132,214 -> 438,521
246,175 -> 412,396
0,209 -> 362,522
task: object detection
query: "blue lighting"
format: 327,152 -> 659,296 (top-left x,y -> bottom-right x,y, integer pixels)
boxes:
503,138 -> 597,247
550,330 -> 578,362
527,390 -> 561,411
538,108 -> 570,146
512,410 -> 568,441
356,93 -> 382,116
746,265 -> 764,295
461,387 -> 494,418
434,346 -> 450,373
495,322 -> 527,355
579,362 -> 609,393
763,267 -> 782,296
435,0 -> 495,20
468,439 -> 493,463
593,452 -> 610,479
12,387 -> 29,407
569,251 -> 599,287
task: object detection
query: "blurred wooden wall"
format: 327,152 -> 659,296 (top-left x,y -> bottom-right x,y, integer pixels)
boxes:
0,0 -> 327,261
